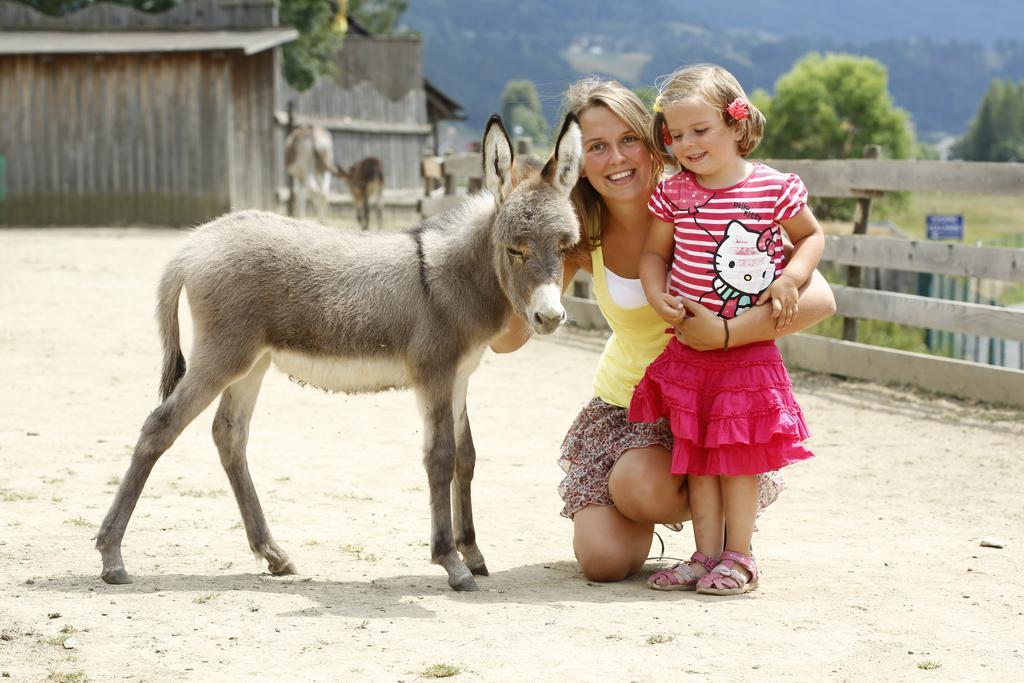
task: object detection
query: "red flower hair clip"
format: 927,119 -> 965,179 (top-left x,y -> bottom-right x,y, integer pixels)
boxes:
726,97 -> 750,121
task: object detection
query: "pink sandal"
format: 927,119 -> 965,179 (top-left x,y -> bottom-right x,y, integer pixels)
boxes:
647,551 -> 717,591
695,550 -> 759,595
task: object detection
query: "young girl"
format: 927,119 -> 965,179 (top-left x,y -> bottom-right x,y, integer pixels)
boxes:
629,64 -> 825,595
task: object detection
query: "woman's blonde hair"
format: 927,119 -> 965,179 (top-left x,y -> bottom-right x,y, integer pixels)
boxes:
561,77 -> 665,251
653,63 -> 765,157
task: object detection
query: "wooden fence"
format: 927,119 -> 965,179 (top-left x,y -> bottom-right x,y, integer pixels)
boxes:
420,156 -> 1024,408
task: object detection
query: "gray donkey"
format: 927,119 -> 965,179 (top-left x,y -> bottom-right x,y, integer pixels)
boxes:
95,113 -> 583,592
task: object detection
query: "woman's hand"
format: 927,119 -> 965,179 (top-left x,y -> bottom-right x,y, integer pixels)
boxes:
673,299 -> 726,351
756,273 -> 800,331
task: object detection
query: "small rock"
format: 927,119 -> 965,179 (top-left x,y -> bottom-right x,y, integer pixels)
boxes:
979,537 -> 1005,549
62,637 -> 77,649
47,612 -> 61,619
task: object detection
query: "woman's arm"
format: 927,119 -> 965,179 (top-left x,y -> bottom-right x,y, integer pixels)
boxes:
489,255 -> 586,354
674,269 -> 836,352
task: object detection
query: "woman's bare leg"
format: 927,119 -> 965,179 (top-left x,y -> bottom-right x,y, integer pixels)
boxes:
572,505 -> 653,582
607,446 -> 690,524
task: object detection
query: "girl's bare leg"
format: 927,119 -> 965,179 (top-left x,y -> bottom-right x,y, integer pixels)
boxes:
572,505 -> 653,582
608,446 -> 690,524
688,474 -> 725,564
720,474 -> 760,579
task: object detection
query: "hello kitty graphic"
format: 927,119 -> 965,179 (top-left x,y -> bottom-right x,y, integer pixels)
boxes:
702,220 -> 777,318
655,172 -> 782,319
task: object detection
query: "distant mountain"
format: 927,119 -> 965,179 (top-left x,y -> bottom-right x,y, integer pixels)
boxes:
397,0 -> 1024,140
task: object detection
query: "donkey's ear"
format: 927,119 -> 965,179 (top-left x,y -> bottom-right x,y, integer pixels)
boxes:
541,113 -> 583,196
482,114 -> 514,205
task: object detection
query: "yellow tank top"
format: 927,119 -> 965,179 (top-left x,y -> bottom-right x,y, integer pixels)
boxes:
590,245 -> 673,408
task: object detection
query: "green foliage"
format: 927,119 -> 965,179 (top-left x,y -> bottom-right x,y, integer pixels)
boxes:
500,80 -> 548,144
756,53 -> 915,220
758,53 -> 914,160
279,0 -> 345,92
347,0 -> 407,34
953,79 -> 1024,161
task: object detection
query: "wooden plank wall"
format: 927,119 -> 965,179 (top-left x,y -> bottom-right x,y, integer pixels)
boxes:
230,49 -> 279,212
279,36 -> 430,190
0,0 -> 278,30
0,52 -> 232,225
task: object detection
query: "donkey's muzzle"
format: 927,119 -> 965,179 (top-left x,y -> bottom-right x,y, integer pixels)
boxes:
527,283 -> 566,335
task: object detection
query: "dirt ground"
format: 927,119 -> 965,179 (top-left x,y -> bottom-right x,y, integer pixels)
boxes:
1,225 -> 1022,682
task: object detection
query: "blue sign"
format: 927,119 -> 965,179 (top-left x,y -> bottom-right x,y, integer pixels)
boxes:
926,214 -> 964,241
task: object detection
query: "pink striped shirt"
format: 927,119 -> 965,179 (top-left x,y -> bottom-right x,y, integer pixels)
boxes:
648,163 -> 807,320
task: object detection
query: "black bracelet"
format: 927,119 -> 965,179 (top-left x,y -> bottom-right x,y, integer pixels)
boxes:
723,318 -> 730,351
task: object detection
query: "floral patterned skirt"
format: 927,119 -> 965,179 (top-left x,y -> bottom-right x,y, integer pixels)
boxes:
558,396 -> 785,519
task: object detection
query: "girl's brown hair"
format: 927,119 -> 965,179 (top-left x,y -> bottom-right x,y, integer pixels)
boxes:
653,63 -> 766,157
561,77 -> 665,252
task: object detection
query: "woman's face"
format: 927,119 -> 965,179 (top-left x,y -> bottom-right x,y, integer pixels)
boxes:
577,105 -> 654,206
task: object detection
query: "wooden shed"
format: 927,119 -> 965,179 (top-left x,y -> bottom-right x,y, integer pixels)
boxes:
278,15 -> 464,206
0,0 -> 296,226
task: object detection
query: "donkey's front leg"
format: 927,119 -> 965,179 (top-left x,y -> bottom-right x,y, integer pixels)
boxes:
451,373 -> 487,576
416,383 -> 477,591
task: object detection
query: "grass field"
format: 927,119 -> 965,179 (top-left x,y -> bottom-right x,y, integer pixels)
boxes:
869,191 -> 1024,245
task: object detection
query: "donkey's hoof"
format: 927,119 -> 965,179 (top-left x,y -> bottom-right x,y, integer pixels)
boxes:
469,562 -> 489,577
101,567 -> 133,585
269,561 -> 297,577
449,574 -> 479,592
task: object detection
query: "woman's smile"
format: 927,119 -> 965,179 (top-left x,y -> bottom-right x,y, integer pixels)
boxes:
607,169 -> 636,184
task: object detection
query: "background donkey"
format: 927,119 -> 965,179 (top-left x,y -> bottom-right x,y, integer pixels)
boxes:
336,156 -> 384,231
283,124 -> 338,221
96,113 -> 583,592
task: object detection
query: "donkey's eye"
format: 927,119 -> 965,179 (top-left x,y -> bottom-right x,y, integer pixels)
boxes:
506,246 -> 526,260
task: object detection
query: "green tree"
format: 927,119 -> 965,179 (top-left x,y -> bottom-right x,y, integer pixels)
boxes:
954,80 -> 1024,161
757,53 -> 914,219
347,0 -> 407,34
758,53 -> 913,160
279,0 -> 346,92
500,80 -> 548,144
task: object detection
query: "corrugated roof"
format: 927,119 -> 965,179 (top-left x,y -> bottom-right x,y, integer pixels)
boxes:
0,28 -> 298,56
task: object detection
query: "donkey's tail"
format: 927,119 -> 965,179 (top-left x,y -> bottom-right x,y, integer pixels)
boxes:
315,144 -> 344,178
156,259 -> 187,401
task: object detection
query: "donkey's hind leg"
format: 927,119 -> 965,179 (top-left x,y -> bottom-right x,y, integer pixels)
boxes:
96,354 -> 244,584
451,372 -> 488,576
211,354 -> 295,577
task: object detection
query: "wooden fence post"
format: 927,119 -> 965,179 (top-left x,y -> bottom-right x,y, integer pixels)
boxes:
285,100 -> 296,218
842,144 -> 883,341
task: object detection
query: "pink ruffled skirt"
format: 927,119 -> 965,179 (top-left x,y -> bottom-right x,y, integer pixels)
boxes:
628,339 -> 813,476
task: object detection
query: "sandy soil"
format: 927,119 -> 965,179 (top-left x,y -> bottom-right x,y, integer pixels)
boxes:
1,225 -> 1022,682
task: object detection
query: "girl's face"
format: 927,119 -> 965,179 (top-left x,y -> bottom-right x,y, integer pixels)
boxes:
577,105 -> 654,206
662,99 -> 744,186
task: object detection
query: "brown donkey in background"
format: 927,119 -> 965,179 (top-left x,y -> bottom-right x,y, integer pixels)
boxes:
95,113 -> 583,592
337,156 -> 384,230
